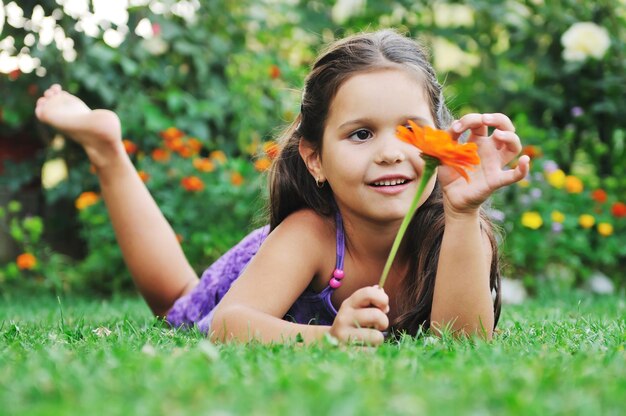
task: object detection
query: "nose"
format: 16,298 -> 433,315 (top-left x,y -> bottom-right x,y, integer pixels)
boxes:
374,131 -> 407,164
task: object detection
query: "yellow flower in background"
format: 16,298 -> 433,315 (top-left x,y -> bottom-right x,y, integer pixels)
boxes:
579,214 -> 595,229
254,157 -> 272,172
517,179 -> 530,188
565,175 -> 583,193
75,192 -> 100,210
546,169 -> 566,188
521,211 -> 543,229
551,211 -> 565,223
597,222 -> 613,237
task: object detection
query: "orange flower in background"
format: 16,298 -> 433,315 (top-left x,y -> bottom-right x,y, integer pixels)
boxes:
89,164 -> 97,174
269,64 -> 281,79
16,253 -> 37,270
165,137 -> 185,152
175,234 -> 184,244
193,158 -> 215,173
263,141 -> 279,160
564,175 -> 583,193
75,192 -> 100,210
210,150 -> 227,164
181,176 -> 204,192
396,120 -> 480,181
138,170 -> 150,182
254,157 -> 272,172
161,127 -> 185,141
152,148 -> 170,162
123,139 -> 138,155
177,145 -> 194,158
591,189 -> 607,203
521,145 -> 543,159
187,138 -> 203,153
230,172 -> 244,186
612,202 -> 626,218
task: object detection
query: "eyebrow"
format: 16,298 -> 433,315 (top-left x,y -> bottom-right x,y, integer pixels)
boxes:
338,116 -> 432,130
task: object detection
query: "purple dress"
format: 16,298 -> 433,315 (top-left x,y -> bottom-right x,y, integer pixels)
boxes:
166,213 -> 346,334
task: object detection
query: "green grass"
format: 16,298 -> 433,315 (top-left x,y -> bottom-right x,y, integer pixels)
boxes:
1,289 -> 625,416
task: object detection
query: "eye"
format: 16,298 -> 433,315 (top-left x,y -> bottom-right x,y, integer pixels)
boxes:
348,129 -> 373,142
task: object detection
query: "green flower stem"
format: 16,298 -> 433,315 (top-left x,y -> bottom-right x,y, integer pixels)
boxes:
379,158 -> 438,289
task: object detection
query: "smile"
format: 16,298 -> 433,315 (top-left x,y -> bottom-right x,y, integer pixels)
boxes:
371,179 -> 407,186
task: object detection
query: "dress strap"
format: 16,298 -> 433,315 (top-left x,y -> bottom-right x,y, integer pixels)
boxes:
328,211 -> 346,289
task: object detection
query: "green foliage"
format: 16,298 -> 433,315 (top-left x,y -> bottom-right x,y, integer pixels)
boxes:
1,1 -> 626,292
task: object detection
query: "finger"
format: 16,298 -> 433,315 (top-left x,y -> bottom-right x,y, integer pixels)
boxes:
344,328 -> 385,347
352,308 -> 389,331
481,113 -> 515,132
348,286 -> 389,313
450,113 -> 488,140
492,129 -> 522,156
498,155 -> 530,187
50,84 -> 62,92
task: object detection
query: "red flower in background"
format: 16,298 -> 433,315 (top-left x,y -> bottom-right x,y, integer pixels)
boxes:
591,189 -> 607,203
611,202 -> 626,218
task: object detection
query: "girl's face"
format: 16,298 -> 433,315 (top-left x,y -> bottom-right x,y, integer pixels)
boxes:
316,68 -> 437,224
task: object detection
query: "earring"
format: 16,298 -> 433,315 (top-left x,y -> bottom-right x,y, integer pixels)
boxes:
316,177 -> 325,188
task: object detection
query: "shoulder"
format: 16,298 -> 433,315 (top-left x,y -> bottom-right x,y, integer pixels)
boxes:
272,209 -> 334,243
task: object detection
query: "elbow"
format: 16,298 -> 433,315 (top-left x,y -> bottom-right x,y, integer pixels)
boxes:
430,315 -> 494,341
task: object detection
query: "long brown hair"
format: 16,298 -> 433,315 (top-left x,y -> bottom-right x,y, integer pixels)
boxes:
267,29 -> 501,335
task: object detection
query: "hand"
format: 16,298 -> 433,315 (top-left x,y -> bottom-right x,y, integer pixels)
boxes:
329,286 -> 389,346
439,113 -> 530,214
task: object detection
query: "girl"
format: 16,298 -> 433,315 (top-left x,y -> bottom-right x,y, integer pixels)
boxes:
35,29 -> 529,346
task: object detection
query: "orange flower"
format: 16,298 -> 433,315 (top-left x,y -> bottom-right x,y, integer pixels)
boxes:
187,138 -> 203,153
151,148 -> 170,162
165,137 -> 185,152
396,120 -> 480,181
75,192 -> 100,210
564,175 -> 583,193
612,202 -> 626,218
138,170 -> 150,182
123,139 -> 138,155
193,158 -> 215,173
16,253 -> 37,270
161,127 -> 185,141
210,150 -> 227,164
181,176 -> 204,192
177,145 -> 195,158
521,145 -> 542,159
263,141 -> 280,160
254,157 -> 272,172
231,172 -> 244,186
591,189 -> 607,203
175,234 -> 184,244
269,64 -> 281,79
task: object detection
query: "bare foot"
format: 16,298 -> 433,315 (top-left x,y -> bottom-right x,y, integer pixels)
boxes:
36,84 -> 124,168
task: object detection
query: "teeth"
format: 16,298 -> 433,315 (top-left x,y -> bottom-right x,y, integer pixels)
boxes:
373,179 -> 406,186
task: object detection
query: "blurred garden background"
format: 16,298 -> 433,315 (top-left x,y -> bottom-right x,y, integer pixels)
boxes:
1,0 -> 625,298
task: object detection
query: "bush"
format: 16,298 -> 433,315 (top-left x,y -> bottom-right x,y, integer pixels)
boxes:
1,1 -> 625,292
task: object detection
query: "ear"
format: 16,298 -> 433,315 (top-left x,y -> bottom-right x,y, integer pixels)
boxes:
298,138 -> 325,182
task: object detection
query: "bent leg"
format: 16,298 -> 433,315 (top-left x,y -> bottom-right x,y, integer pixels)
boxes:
36,85 -> 199,316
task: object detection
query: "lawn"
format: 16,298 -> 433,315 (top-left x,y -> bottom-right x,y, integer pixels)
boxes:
1,289 -> 624,416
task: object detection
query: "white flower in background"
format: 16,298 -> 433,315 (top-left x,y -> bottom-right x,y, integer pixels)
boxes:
431,37 -> 480,76
331,0 -> 366,25
586,271 -> 615,295
500,277 -> 528,305
561,22 -> 611,62
142,36 -> 168,56
433,3 -> 474,28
